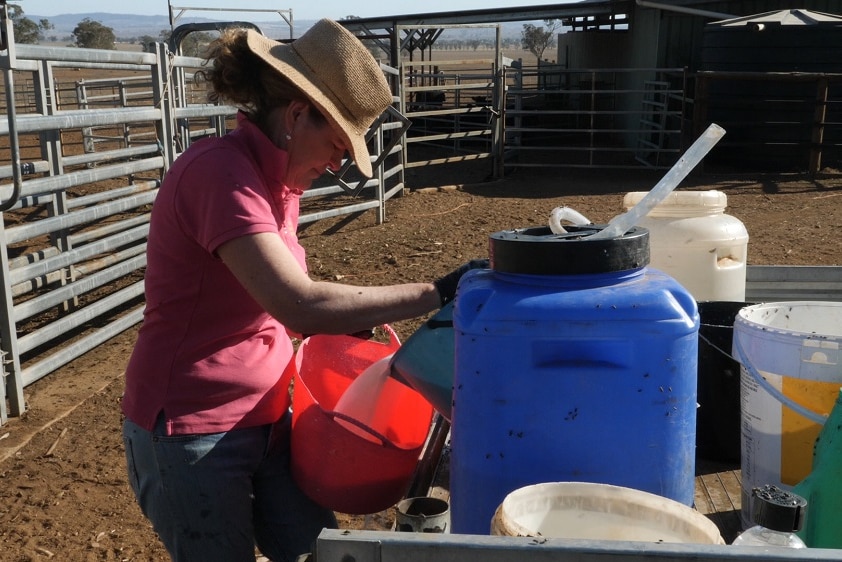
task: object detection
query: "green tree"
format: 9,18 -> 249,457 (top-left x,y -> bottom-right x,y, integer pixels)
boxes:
156,29 -> 214,57
8,5 -> 53,44
183,31 -> 213,57
521,19 -> 561,63
72,18 -> 116,49
138,34 -> 159,53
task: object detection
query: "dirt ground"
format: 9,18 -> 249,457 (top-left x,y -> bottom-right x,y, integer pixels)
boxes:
0,160 -> 840,561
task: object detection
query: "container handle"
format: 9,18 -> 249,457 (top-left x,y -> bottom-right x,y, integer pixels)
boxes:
382,323 -> 402,350
326,410 -> 399,449
732,331 -> 828,426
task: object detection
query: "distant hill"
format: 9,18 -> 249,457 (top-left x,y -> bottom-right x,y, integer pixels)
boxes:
29,12 -> 304,41
29,12 -> 529,43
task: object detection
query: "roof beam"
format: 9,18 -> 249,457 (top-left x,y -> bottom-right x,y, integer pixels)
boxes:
341,1 -> 628,31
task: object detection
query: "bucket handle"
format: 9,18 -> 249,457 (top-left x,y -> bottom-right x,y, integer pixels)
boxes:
381,323 -> 402,350
732,331 -> 828,426
326,410 -> 399,448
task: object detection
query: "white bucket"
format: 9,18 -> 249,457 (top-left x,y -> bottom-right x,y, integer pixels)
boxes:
623,190 -> 748,301
732,302 -> 842,529
490,482 -> 724,544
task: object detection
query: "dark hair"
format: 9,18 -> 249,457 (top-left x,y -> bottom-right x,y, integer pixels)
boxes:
196,29 -> 326,128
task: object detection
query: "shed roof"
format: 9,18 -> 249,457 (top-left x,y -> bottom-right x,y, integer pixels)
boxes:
709,8 -> 842,27
340,0 -> 629,31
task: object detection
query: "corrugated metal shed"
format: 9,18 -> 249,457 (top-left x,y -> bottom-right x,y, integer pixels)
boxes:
709,8 -> 842,26
639,0 -> 842,71
702,8 -> 842,72
699,7 -> 842,170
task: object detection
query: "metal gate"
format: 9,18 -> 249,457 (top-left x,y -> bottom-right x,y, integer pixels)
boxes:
0,10 -> 408,424
398,24 -> 506,179
503,65 -> 688,170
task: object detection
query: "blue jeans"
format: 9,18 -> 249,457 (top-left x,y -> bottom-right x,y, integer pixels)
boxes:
122,411 -> 337,562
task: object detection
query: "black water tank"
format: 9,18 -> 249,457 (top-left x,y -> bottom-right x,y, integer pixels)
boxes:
701,10 -> 842,170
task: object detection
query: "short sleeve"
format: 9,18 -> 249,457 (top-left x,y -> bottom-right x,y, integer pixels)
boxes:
171,144 -> 280,255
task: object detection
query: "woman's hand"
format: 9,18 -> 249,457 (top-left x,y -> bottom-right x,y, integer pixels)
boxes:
433,259 -> 490,306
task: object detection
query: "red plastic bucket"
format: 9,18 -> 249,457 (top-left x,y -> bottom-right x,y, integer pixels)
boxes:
291,326 -> 434,514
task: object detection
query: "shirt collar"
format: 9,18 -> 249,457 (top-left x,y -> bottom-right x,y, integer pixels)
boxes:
230,112 -> 303,196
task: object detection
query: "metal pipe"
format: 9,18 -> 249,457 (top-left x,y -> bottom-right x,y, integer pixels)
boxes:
1,70 -> 23,212
11,244 -> 146,298
0,106 -> 163,135
0,158 -> 163,205
173,104 -> 237,119
15,43 -> 156,65
634,0 -> 736,20
21,302 -> 145,386
69,214 -> 151,246
20,295 -> 144,366
0,159 -> 50,181
406,414 -> 451,498
64,182 -> 158,208
9,225 -> 148,285
5,191 -> 156,244
73,244 -> 147,276
14,254 -> 146,322
61,145 -> 161,168
298,199 -> 382,225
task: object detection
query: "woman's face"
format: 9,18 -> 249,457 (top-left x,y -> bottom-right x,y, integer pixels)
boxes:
278,102 -> 347,190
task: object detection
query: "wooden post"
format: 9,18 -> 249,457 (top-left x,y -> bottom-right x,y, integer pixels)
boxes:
693,73 -> 710,139
693,73 -> 710,171
809,76 -> 829,175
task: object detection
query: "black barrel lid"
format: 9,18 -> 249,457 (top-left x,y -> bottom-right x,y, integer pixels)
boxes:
489,225 -> 649,275
751,485 -> 808,532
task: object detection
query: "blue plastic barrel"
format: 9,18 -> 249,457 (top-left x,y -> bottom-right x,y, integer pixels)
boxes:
450,225 -> 699,535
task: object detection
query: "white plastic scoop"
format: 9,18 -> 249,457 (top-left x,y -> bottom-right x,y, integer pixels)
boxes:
588,123 -> 726,241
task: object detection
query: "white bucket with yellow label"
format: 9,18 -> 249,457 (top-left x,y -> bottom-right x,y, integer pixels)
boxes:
732,302 -> 842,529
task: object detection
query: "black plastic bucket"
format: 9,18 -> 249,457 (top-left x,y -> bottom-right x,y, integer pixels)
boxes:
696,301 -> 752,463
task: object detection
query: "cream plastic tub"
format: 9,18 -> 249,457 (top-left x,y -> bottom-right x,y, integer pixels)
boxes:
491,482 -> 724,544
623,190 -> 748,302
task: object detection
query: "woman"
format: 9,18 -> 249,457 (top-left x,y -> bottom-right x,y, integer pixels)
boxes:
121,19 -> 481,562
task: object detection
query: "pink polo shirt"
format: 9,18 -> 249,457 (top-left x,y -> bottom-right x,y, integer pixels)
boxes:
122,114 -> 306,434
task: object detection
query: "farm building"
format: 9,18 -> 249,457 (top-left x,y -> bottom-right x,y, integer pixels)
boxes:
344,0 -> 842,172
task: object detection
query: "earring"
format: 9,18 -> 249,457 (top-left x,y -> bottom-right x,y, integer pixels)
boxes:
285,133 -> 292,141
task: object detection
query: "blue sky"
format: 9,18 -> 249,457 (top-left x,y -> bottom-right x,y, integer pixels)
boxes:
16,0 -> 576,20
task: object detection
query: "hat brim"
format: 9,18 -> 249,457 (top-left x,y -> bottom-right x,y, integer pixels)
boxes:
245,30 -> 375,178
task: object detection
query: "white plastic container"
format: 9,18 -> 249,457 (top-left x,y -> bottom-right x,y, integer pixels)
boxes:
490,482 -> 724,544
623,190 -> 748,302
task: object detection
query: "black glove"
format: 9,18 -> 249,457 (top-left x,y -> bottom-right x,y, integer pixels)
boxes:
433,259 -> 490,306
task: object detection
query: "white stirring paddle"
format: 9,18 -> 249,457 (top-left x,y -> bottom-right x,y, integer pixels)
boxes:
589,123 -> 726,240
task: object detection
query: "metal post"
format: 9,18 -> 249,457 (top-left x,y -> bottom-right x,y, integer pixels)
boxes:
375,123 -> 385,224
397,30 -> 409,190
0,4 -> 25,415
492,24 -> 504,179
0,220 -> 25,421
152,42 -> 176,170
0,3 -> 23,212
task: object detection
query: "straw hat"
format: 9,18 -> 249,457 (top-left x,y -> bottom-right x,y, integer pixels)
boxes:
245,19 -> 392,177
